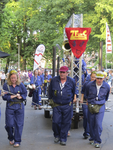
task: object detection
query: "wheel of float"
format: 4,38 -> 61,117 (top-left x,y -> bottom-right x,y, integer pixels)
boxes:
73,113 -> 79,129
44,109 -> 50,118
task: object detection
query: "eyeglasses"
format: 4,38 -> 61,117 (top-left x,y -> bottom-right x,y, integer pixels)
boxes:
60,71 -> 66,74
10,70 -> 17,75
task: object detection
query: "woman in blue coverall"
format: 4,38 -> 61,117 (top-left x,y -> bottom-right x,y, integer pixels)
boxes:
86,71 -> 110,148
49,66 -> 77,146
37,69 -> 44,102
2,70 -> 27,148
30,70 -> 42,110
44,70 -> 52,96
80,71 -> 96,139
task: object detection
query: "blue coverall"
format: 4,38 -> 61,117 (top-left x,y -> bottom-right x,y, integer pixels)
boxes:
2,83 -> 27,145
30,75 -> 43,105
81,81 -> 90,137
85,74 -> 91,82
74,59 -> 87,74
44,75 -> 52,95
38,75 -> 44,102
86,80 -> 110,144
49,76 -> 77,142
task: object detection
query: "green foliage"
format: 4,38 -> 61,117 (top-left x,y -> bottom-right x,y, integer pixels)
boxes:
0,0 -> 113,70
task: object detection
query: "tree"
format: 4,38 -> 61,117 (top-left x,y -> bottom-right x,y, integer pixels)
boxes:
1,0 -> 113,71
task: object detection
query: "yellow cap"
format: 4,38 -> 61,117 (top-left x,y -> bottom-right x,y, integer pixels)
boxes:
9,70 -> 17,75
103,72 -> 107,77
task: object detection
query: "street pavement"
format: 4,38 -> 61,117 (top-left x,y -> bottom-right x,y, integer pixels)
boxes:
0,94 -> 113,150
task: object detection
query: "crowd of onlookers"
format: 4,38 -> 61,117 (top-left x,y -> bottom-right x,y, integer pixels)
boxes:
0,66 -> 113,97
0,67 -> 113,89
0,66 -> 52,87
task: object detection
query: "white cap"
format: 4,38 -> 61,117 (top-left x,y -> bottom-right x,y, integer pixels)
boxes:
96,71 -> 104,78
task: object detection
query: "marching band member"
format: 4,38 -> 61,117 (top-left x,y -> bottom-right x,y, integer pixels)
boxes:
44,70 -> 52,96
86,71 -> 110,148
80,71 -> 96,139
86,68 -> 96,82
2,70 -> 27,147
49,66 -> 77,145
30,70 -> 42,110
37,69 -> 44,102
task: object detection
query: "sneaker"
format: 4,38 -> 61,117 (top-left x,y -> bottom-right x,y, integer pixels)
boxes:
90,140 -> 94,145
60,141 -> 66,146
54,137 -> 60,143
67,131 -> 71,137
95,143 -> 100,148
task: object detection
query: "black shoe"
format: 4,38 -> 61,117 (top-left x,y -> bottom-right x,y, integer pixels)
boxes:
60,141 -> 66,146
84,135 -> 89,139
54,137 -> 60,143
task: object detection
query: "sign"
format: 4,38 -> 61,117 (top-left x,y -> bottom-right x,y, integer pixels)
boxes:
106,22 -> 112,53
33,44 -> 45,71
65,28 -> 91,58
63,14 -> 82,41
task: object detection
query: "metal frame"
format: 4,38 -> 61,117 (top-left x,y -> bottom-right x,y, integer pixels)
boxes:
63,14 -> 83,112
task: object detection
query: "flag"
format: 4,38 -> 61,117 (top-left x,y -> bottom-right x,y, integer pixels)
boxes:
65,28 -> 91,58
106,22 -> 112,53
33,44 -> 45,71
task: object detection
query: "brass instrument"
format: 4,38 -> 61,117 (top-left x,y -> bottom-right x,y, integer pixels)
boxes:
62,40 -> 71,52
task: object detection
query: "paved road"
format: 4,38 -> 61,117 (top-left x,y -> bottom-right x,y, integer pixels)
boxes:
0,94 -> 113,150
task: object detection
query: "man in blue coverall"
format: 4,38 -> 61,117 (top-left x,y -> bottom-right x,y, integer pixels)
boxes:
86,71 -> 110,148
49,66 -> 77,146
80,71 -> 96,139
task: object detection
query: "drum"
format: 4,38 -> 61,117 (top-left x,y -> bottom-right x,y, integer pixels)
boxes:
27,84 -> 36,97
27,84 -> 36,89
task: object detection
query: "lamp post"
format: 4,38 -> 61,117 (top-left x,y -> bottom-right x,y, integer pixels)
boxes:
56,44 -> 62,75
16,43 -> 20,70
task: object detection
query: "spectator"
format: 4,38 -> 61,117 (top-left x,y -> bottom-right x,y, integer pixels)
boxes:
1,71 -> 6,86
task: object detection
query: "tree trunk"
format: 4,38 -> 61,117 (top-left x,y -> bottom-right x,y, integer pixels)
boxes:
21,58 -> 26,70
5,57 -> 10,74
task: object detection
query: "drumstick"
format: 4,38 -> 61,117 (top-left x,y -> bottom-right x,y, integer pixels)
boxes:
1,89 -> 16,95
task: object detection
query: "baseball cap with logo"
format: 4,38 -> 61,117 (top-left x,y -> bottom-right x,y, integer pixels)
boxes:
96,71 -> 104,78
